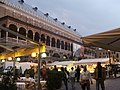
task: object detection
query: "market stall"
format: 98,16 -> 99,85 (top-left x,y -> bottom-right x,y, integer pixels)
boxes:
16,62 -> 38,74
74,58 -> 109,73
46,61 -> 76,71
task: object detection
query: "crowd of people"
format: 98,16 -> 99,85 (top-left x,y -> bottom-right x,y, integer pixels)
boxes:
7,62 -> 119,90
50,62 -> 106,90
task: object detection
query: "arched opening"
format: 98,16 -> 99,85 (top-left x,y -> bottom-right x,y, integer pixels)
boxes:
34,32 -> 40,42
46,36 -> 50,46
65,42 -> 67,50
48,61 -> 52,63
71,43 -> 73,52
68,43 -> 70,51
28,30 -> 33,40
41,34 -> 45,43
61,41 -> 64,49
57,39 -> 60,48
1,24 -> 6,38
18,27 -> 26,40
8,24 -> 17,38
51,37 -> 55,47
53,53 -> 60,58
116,53 -> 119,58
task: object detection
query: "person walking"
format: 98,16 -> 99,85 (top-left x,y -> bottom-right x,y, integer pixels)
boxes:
19,66 -> 22,76
61,67 -> 68,90
69,67 -> 76,89
75,65 -> 81,82
80,66 -> 93,90
94,62 -> 106,90
53,65 -> 58,71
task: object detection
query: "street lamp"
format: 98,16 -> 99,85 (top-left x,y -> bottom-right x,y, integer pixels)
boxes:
31,52 -> 37,58
38,44 -> 46,90
41,52 -> 47,58
16,57 -> 21,62
8,57 -> 12,61
2,59 -> 5,63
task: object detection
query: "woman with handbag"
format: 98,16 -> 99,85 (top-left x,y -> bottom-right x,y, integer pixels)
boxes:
80,66 -> 93,90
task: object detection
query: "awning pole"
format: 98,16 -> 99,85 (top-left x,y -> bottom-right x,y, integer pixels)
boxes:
38,44 -> 41,90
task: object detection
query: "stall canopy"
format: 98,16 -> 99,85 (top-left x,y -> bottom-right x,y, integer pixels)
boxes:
82,28 -> 120,52
74,58 -> 109,65
47,61 -> 76,66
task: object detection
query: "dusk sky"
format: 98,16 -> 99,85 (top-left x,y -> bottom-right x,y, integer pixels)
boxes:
25,0 -> 120,36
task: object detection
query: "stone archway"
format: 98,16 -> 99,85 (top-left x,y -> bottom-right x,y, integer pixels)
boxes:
53,53 -> 60,58
28,30 -> 33,40
34,32 -> 40,42
19,27 -> 26,40
8,24 -> 17,38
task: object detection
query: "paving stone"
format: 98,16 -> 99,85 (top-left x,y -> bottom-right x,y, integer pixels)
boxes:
60,78 -> 120,90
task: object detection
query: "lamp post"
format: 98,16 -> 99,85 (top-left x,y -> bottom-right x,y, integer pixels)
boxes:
13,50 -> 16,78
31,50 -> 41,90
31,52 -> 37,58
38,44 -> 46,90
38,44 -> 41,90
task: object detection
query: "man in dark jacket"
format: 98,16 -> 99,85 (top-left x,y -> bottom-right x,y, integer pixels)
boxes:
94,62 -> 106,90
61,67 -> 68,90
75,65 -> 81,82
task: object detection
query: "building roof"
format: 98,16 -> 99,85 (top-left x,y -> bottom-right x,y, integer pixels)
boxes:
0,0 -> 81,37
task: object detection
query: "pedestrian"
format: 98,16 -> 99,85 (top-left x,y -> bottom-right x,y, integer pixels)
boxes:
107,65 -> 112,78
94,62 -> 106,90
19,66 -> 22,76
53,65 -> 58,71
42,66 -> 47,80
113,65 -> 117,78
65,67 -> 69,76
69,67 -> 76,89
61,67 -> 68,90
80,66 -> 93,90
29,66 -> 35,79
75,65 -> 81,82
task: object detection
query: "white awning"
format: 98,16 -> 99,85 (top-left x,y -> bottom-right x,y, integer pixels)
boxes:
74,58 -> 109,65
47,61 -> 76,66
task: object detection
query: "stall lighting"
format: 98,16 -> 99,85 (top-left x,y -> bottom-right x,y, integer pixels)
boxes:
2,60 -> 5,62
16,57 -> 21,62
31,52 -> 37,58
8,57 -> 12,61
41,52 -> 47,58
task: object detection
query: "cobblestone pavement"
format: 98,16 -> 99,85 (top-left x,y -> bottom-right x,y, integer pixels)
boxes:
60,77 -> 120,90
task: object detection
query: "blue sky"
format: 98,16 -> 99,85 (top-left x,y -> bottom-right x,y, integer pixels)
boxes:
25,0 -> 120,36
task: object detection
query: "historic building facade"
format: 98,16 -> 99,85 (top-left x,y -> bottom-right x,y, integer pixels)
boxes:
96,49 -> 120,62
84,47 -> 96,59
0,0 -> 83,63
